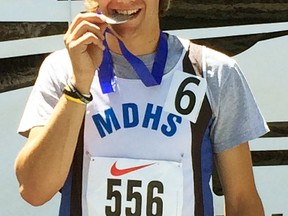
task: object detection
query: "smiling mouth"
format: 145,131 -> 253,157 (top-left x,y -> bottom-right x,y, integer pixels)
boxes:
113,9 -> 141,17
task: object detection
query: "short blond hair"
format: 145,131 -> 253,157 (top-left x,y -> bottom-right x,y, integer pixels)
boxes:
84,0 -> 99,12
83,0 -> 171,16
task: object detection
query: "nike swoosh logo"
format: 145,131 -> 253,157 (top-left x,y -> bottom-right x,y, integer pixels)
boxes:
110,161 -> 155,176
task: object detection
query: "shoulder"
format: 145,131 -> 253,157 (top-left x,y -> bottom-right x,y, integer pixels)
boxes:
205,47 -> 236,68
204,47 -> 239,84
43,48 -> 71,67
204,47 -> 242,94
37,49 -> 72,85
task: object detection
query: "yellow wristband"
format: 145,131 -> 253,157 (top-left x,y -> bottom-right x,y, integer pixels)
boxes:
64,94 -> 86,105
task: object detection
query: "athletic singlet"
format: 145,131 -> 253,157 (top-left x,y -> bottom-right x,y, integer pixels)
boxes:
59,40 -> 214,216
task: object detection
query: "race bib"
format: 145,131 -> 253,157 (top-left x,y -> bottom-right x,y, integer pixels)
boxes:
86,157 -> 183,216
164,70 -> 207,123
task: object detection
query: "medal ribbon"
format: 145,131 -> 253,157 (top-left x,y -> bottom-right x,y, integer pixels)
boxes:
98,30 -> 168,94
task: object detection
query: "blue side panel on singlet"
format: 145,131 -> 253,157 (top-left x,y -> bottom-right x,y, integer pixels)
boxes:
201,121 -> 214,216
59,169 -> 72,216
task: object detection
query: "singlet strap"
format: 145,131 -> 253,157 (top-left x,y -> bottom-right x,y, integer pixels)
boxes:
70,119 -> 85,216
183,41 -> 213,216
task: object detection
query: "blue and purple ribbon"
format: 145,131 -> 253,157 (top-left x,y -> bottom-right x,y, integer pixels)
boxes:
98,30 -> 168,94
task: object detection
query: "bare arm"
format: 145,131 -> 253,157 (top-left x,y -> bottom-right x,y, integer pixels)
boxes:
15,12 -> 107,206
215,142 -> 264,216
15,96 -> 86,206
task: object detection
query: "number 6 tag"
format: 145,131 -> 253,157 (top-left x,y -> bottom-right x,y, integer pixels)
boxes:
164,70 -> 207,123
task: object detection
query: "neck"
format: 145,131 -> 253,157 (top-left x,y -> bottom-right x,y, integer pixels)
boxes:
106,27 -> 161,56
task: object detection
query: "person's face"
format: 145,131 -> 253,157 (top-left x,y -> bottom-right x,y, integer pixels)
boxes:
97,0 -> 160,37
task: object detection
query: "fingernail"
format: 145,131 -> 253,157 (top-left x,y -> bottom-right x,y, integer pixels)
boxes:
96,11 -> 102,15
100,43 -> 105,51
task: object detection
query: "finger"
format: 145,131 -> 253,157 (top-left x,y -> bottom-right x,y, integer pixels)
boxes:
74,20 -> 106,41
67,12 -> 106,36
65,17 -> 107,46
65,21 -> 107,48
68,32 -> 105,53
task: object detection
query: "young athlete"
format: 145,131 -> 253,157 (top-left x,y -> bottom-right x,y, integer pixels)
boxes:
15,0 -> 269,215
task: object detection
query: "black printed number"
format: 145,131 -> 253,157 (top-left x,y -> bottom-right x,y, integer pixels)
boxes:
126,180 -> 142,216
106,179 -> 122,216
146,181 -> 163,216
175,77 -> 200,115
105,179 -> 164,216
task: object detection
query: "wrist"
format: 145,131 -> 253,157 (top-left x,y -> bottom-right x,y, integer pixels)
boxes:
70,77 -> 92,95
63,81 -> 93,105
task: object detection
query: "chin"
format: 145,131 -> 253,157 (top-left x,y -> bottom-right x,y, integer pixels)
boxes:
110,21 -> 143,39
110,26 -> 139,40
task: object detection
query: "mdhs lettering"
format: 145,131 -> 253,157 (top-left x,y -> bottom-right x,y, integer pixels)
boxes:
92,103 -> 182,138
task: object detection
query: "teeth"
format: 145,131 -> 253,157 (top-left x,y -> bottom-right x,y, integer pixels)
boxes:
115,9 -> 138,15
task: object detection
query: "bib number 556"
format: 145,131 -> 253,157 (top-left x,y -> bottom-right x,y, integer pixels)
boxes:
105,178 -> 164,216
